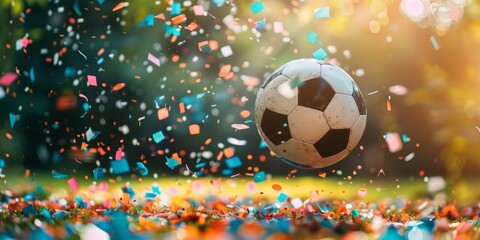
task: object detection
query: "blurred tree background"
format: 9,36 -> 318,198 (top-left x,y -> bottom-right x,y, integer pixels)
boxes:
0,0 -> 480,185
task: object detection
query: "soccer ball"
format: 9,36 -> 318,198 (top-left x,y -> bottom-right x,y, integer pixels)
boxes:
255,58 -> 366,169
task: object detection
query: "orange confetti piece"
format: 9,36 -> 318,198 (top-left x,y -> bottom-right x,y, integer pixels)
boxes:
240,110 -> 251,118
386,100 -> 392,111
171,14 -> 186,25
155,13 -> 165,20
318,172 -> 327,178
185,22 -> 198,31
81,142 -> 88,150
189,124 -> 200,135
112,2 -> 125,12
219,64 -> 231,78
272,184 -> 282,191
179,102 -> 185,114
223,147 -> 235,158
171,153 -> 182,165
112,83 -> 126,92
157,108 -> 169,120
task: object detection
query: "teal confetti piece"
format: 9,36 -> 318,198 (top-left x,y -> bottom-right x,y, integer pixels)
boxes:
9,113 -> 15,129
0,159 -> 4,168
250,1 -> 264,14
30,67 -> 34,82
225,156 -> 242,168
93,168 -> 104,180
277,192 -> 288,202
152,131 -> 165,143
53,210 -> 67,219
23,204 -> 38,217
97,0 -> 105,4
196,93 -> 206,98
166,156 -> 180,170
430,36 -> 439,50
307,31 -> 318,44
140,14 -> 155,26
145,192 -> 157,199
312,48 -> 328,60
52,170 -> 68,179
254,171 -> 266,182
111,159 -> 130,174
171,2 -> 181,15
152,185 -> 161,194
136,162 -> 149,176
164,23 -> 181,36
73,0 -> 82,16
314,6 -> 330,18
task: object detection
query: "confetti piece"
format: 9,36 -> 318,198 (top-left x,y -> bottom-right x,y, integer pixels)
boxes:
404,152 -> 415,162
291,198 -> 303,209
111,83 -> 126,92
389,85 -> 408,95
368,91 -> 379,95
85,127 -> 100,142
157,108 -> 169,120
115,148 -> 123,160
171,14 -> 186,25
9,113 -> 15,129
450,7 -> 460,21
87,75 -> 97,86
384,132 -> 403,153
221,45 -> 233,57
307,32 -> 318,44
67,178 -> 79,191
318,172 -> 327,178
193,5 -> 206,16
225,156 -> 242,168
164,23 -> 181,36
111,159 -> 130,174
314,6 -> 330,18
97,0 -> 105,4
166,156 -> 180,170
145,192 -> 157,199
152,131 -> 165,143
139,14 -> 155,26
430,36 -> 439,50
52,170 -> 68,179
189,124 -> 200,135
310,190 -> 319,202
152,185 -> 161,194
135,162 -> 149,176
277,192 -> 288,202
0,73 -> 18,86
254,171 -> 266,182
219,64 -> 232,77
148,53 -> 161,66
312,48 -> 328,60
427,176 -> 446,192
386,99 -> 392,111
93,168 -> 104,180
112,2 -> 125,12
246,182 -> 257,192
273,21 -> 284,33
231,124 -> 249,130
23,204 -> 38,217
250,1 -> 265,14
171,2 -> 181,15
21,36 -> 29,48
227,137 -> 247,146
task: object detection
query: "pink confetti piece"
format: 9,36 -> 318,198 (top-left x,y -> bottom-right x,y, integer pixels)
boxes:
147,53 -> 161,66
193,5 -> 206,16
273,21 -> 284,33
450,7 -> 460,21
246,182 -> 256,193
231,123 -> 249,130
0,73 -> 18,86
87,75 -> 97,86
21,37 -> 29,48
115,148 -> 122,160
384,132 -> 403,153
68,178 -> 79,191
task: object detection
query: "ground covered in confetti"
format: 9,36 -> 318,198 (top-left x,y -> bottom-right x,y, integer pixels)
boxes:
1,176 -> 480,239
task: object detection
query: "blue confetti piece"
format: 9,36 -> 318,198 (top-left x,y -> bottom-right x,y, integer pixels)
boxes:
0,159 -> 4,168
312,48 -> 328,60
145,192 -> 157,199
212,0 -> 225,7
30,67 -> 34,82
164,23 -> 181,36
9,113 -> 15,129
152,131 -> 165,143
254,171 -> 266,182
196,93 -> 206,98
166,156 -> 180,170
152,185 -> 161,194
307,31 -> 318,44
53,210 -> 67,219
350,209 -> 360,217
64,67 -> 76,77
171,2 -> 181,15
255,18 -> 267,31
97,57 -> 104,65
93,168 -> 104,180
24,192 -> 35,201
52,170 -> 68,179
277,192 -> 288,202
258,140 -> 267,149
111,158 -> 130,174
314,6 -> 330,18
97,0 -> 105,4
139,14 -> 155,26
73,0 -> 82,16
135,162 -> 149,176
430,36 -> 439,50
52,151 -> 62,164
196,162 -> 206,169
250,1 -> 264,14
41,208 -> 52,222
23,204 -> 38,217
225,156 -> 242,168
222,169 -> 233,175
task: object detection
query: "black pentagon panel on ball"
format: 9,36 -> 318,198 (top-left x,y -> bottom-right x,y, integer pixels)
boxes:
314,129 -> 350,158
352,82 -> 366,115
298,77 -> 335,111
261,64 -> 287,88
279,157 -> 313,169
261,108 -> 292,145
